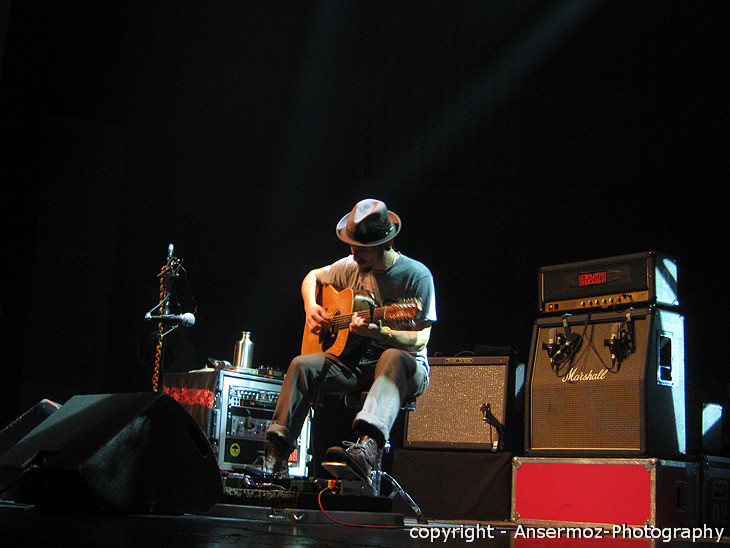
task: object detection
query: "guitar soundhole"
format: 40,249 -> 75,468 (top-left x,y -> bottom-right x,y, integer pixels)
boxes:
320,326 -> 336,352
319,306 -> 340,352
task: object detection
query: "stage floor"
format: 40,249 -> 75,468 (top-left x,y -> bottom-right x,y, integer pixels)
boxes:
1,501 -> 728,547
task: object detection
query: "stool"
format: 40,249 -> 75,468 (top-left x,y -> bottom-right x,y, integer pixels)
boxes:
323,390 -> 428,524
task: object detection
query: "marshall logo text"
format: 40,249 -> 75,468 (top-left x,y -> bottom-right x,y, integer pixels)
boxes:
562,368 -> 609,383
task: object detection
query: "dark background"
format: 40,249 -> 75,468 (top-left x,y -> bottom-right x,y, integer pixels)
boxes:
0,1 -> 725,432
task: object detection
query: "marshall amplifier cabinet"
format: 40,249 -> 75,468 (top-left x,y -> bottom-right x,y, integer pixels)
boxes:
525,307 -> 686,458
539,252 -> 678,315
404,355 -> 524,451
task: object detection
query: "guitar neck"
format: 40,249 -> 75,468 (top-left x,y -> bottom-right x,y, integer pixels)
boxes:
330,307 -> 386,331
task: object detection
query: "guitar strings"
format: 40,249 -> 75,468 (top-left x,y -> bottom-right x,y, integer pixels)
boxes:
326,300 -> 418,330
329,310 -> 384,329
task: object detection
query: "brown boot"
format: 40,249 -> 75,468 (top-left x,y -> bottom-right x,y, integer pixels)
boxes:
324,436 -> 381,484
254,436 -> 290,478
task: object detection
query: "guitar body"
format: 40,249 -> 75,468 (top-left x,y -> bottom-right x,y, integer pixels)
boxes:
301,284 -> 421,358
300,285 -> 377,357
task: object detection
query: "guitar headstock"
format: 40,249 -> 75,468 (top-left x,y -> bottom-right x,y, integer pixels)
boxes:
383,298 -> 422,327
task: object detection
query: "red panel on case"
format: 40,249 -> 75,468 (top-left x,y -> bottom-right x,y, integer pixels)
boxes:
515,461 -> 652,526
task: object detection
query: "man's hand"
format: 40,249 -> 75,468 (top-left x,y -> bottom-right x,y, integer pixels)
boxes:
350,311 -> 432,352
349,312 -> 388,340
305,304 -> 331,334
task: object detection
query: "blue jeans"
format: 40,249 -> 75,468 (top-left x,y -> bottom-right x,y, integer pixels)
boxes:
266,348 -> 429,452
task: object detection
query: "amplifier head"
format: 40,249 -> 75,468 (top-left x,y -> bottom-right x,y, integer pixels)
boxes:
538,252 -> 678,315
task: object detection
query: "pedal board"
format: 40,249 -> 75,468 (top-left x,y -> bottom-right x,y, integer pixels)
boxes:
220,474 -> 392,513
321,461 -> 367,482
208,503 -> 404,526
222,472 -> 375,498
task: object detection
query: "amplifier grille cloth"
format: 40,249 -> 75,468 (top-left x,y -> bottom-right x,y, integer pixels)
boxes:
530,382 -> 642,450
406,363 -> 508,447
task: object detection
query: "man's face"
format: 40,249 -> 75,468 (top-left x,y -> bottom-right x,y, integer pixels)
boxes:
350,245 -> 385,272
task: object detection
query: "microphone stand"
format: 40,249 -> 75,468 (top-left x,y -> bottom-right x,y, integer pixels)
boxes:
144,297 -> 180,337
150,244 -> 181,392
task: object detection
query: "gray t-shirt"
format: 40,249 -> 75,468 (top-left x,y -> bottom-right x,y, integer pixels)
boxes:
319,252 -> 436,368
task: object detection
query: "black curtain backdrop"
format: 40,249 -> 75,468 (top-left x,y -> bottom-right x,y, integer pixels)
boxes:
0,2 -> 725,430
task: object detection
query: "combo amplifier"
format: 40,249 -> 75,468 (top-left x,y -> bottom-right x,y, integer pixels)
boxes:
539,252 -> 678,314
404,355 -> 524,451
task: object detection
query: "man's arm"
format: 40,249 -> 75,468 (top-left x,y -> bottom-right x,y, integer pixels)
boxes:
384,323 -> 432,353
349,314 -> 432,353
302,267 -> 330,333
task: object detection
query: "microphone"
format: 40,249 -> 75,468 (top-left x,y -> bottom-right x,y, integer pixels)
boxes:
542,328 -> 560,357
165,243 -> 175,272
145,312 -> 196,326
605,323 -> 621,360
603,313 -> 634,366
554,332 -> 581,360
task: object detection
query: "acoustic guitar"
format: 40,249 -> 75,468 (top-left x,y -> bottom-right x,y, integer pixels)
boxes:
300,285 -> 421,357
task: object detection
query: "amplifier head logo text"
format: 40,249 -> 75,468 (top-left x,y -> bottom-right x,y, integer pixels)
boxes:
578,271 -> 607,287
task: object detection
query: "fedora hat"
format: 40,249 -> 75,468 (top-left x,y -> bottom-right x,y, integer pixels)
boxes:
336,199 -> 401,247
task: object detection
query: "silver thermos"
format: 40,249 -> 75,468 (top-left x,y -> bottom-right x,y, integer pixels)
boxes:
233,331 -> 254,370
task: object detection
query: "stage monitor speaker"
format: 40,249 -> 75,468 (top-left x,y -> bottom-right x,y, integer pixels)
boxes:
0,399 -> 60,456
0,392 -> 222,514
525,307 -> 686,457
404,355 -> 524,451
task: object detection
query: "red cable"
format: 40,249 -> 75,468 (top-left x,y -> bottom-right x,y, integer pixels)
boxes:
316,487 -> 397,529
151,266 -> 167,392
